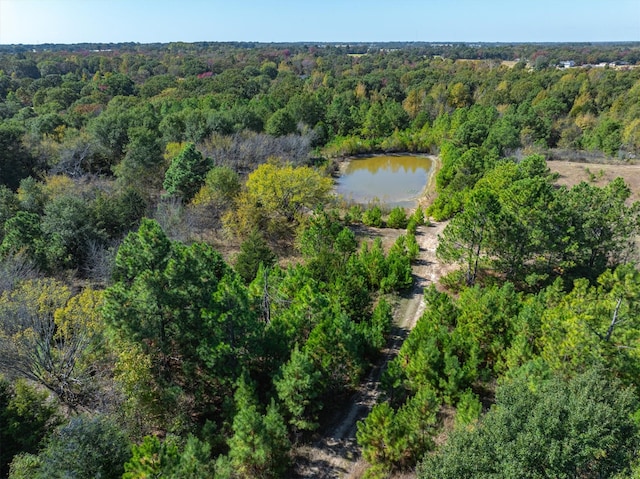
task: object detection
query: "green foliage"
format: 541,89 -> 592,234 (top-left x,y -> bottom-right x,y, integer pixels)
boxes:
418,368 -> 640,479
0,211 -> 43,265
331,254 -> 372,322
411,205 -> 426,226
114,126 -> 164,192
437,188 -> 501,286
362,205 -> 383,227
383,283 -> 524,405
39,193 -> 99,271
0,378 -> 60,477
0,122 -> 36,190
123,435 -> 180,479
104,219 -> 262,431
123,434 -> 214,479
538,265 -> 640,384
304,311 -> 366,391
17,176 -> 46,213
360,298 -> 393,355
265,108 -> 297,137
405,232 -> 420,261
2,43 -> 640,477
357,385 -> 439,473
436,155 -> 639,287
91,187 -> 147,240
428,143 -> 499,221
1,177 -> 118,273
163,143 -> 213,202
234,228 -> 276,283
225,377 -> 290,479
7,453 -> 42,479
358,238 -> 387,289
274,345 -> 323,433
406,217 -> 418,234
297,210 -> 356,283
383,242 -> 413,292
357,402 -> 398,469
31,415 -> 131,479
0,280 -> 104,408
192,165 -> 240,206
226,163 -> 332,238
344,203 -> 363,224
0,185 -> 18,239
585,117 -> 622,156
453,389 -> 482,428
246,163 -> 332,223
386,206 -> 408,229
172,435 -> 215,479
111,217 -> 171,280
103,73 -> 135,97
563,177 -> 638,279
252,264 -> 328,361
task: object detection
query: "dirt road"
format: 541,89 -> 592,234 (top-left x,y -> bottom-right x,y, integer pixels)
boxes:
292,220 -> 449,479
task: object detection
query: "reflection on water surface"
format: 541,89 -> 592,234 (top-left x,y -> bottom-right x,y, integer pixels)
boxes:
335,155 -> 434,208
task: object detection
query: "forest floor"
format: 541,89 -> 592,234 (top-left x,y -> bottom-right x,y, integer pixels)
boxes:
291,220 -> 451,479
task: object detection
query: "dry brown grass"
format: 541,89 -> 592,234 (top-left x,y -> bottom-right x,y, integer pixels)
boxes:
547,160 -> 640,202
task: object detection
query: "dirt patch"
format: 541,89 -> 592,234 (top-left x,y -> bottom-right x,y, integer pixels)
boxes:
547,161 -> 640,202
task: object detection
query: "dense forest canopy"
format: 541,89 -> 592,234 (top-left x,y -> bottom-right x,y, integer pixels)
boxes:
0,41 -> 639,478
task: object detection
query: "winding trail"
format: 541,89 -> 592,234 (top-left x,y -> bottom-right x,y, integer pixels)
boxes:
292,220 -> 448,479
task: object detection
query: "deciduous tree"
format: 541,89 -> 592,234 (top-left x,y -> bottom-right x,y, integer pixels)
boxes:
226,163 -> 332,238
0,280 -> 104,408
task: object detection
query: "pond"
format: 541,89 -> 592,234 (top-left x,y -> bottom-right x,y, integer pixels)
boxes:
334,154 -> 435,208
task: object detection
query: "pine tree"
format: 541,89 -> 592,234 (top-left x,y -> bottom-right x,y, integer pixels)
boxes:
163,143 -> 212,202
227,377 -> 290,479
234,229 -> 276,284
275,345 -> 323,434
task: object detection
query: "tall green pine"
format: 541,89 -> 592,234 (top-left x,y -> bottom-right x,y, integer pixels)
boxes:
163,143 -> 212,202
226,377 -> 290,479
275,345 -> 323,434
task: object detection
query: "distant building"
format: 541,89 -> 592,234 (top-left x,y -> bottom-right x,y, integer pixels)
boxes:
559,60 -> 575,68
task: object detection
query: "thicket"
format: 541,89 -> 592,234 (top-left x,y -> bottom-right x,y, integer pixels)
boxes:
0,41 -> 639,477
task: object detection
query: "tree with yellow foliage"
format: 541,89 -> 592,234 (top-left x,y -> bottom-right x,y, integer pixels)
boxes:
225,163 -> 332,238
0,280 -> 104,408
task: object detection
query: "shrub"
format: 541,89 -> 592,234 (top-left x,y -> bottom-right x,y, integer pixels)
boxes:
406,233 -> 420,261
407,218 -> 418,235
386,207 -> 408,229
31,415 -> 131,479
362,205 -> 383,227
412,206 -> 426,226
344,204 -> 363,224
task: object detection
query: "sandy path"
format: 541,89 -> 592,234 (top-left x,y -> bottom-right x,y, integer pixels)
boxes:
292,220 -> 448,479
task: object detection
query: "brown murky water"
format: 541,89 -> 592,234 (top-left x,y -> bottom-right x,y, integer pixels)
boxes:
335,155 -> 434,208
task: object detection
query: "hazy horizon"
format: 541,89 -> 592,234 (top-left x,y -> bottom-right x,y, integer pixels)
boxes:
1,0 -> 639,45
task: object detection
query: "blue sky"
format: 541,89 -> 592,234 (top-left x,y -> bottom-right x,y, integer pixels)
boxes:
1,0 -> 638,44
